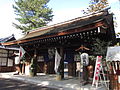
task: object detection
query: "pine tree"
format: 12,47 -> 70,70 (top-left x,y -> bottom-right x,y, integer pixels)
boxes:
13,0 -> 53,34
83,0 -> 109,14
91,38 -> 111,59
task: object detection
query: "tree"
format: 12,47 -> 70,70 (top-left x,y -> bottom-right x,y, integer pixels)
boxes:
82,0 -> 109,14
91,38 -> 111,59
13,0 -> 53,34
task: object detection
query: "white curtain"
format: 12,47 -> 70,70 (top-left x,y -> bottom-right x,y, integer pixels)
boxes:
54,49 -> 61,73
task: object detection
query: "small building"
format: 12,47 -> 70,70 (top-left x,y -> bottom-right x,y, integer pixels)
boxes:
0,35 -> 19,72
2,10 -> 116,77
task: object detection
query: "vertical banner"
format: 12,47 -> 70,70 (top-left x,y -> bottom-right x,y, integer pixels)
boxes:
19,46 -> 26,60
54,49 -> 61,73
92,56 -> 102,87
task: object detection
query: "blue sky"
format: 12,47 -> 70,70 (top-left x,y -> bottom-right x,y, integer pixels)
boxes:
0,0 -> 119,39
48,0 -> 89,11
47,0 -> 89,25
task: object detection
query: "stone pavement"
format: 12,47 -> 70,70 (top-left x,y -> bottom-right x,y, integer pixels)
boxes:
0,72 -> 107,90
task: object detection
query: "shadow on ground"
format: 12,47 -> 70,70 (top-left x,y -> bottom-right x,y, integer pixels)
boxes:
0,78 -> 58,90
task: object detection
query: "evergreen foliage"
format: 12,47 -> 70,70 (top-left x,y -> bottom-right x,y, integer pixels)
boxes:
13,0 -> 53,34
83,0 -> 109,14
91,38 -> 111,59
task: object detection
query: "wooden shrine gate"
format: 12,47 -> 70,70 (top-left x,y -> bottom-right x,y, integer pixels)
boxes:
2,10 -> 116,78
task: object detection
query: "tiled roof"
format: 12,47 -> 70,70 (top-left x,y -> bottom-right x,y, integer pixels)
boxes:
2,9 -> 114,45
0,34 -> 18,50
20,11 -> 109,40
0,34 -> 16,43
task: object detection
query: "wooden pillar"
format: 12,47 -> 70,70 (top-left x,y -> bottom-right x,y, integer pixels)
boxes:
73,61 -> 76,77
34,49 -> 37,76
68,63 -> 73,76
51,60 -> 55,74
59,47 -> 64,79
49,60 -> 55,74
47,61 -> 50,74
6,50 -> 9,67
68,61 -> 76,77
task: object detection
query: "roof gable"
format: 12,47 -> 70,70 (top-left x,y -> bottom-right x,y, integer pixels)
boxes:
0,34 -> 16,43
